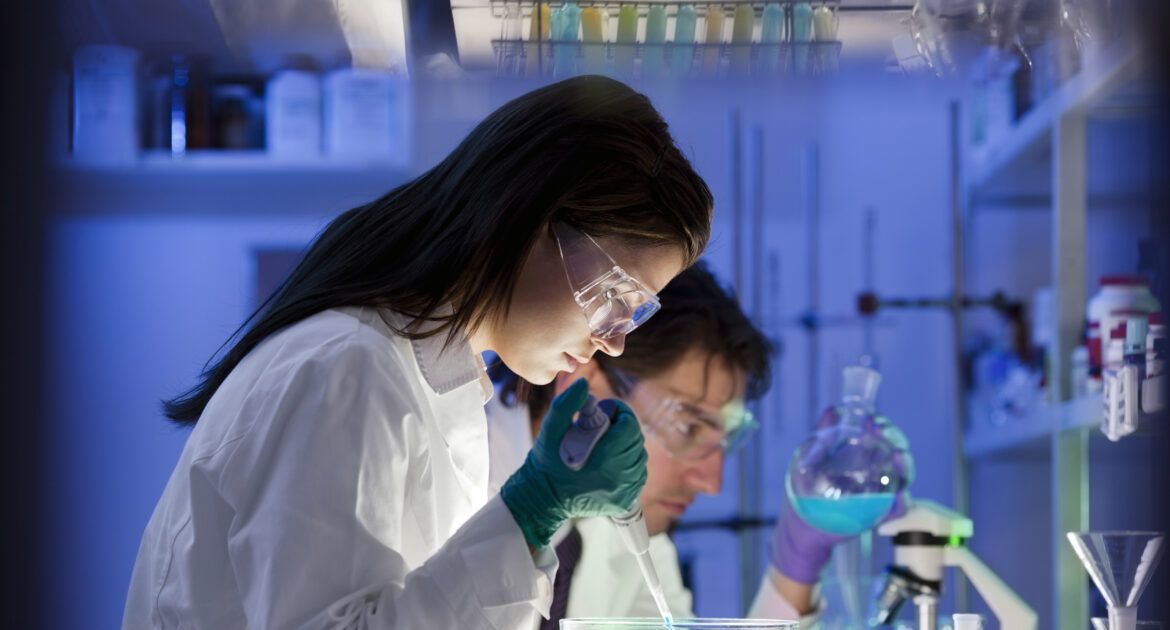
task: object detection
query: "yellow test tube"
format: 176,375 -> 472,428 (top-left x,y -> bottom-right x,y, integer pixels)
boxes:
615,5 -> 638,76
527,2 -> 551,76
581,6 -> 606,73
731,3 -> 754,74
702,5 -> 724,75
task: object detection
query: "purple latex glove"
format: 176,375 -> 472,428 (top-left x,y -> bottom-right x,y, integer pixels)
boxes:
770,407 -> 915,585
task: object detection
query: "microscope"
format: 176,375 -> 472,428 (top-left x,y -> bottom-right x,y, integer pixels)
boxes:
871,500 -> 1038,629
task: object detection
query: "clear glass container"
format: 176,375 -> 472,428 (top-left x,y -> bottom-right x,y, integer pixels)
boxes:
560,620 -> 797,629
786,366 -> 904,536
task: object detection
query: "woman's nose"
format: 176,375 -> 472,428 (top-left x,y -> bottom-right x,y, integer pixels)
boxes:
593,333 -> 626,357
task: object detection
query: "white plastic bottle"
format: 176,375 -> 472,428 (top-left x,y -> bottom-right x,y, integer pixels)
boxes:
1087,275 -> 1161,379
72,45 -> 140,163
266,70 -> 321,160
323,69 -> 412,166
1147,312 -> 1164,379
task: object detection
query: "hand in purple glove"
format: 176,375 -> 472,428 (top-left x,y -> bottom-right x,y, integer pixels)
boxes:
770,407 -> 915,585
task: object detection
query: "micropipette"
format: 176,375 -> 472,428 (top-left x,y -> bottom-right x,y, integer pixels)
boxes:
561,395 -> 675,627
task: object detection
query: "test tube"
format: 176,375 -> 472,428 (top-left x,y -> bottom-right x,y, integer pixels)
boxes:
731,3 -> 754,75
499,1 -> 522,75
672,5 -> 698,77
812,4 -> 839,73
791,2 -> 813,73
581,6 -> 607,73
553,2 -> 582,77
526,2 -> 551,77
643,5 -> 668,78
702,5 -> 724,76
615,4 -> 639,76
760,3 -> 784,74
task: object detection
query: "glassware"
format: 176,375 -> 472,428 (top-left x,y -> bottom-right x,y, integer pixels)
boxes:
1067,531 -> 1166,630
1093,621 -> 1164,630
561,620 -> 797,629
786,366 -> 904,536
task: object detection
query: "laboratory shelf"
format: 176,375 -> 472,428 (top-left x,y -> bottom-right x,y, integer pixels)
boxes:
53,151 -> 415,218
963,394 -> 1102,458
966,42 -> 1152,204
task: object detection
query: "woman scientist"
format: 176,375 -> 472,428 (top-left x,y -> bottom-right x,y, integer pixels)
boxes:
123,75 -> 714,630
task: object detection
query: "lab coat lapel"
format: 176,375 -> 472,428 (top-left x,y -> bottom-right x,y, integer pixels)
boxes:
406,322 -> 493,514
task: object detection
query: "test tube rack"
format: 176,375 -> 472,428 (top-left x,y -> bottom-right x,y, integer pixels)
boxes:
487,1 -> 905,78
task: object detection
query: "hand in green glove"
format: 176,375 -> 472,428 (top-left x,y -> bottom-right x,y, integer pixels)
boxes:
500,378 -> 649,549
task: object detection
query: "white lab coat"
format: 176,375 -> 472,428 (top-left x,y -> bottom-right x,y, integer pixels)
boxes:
486,396 -> 822,626
125,306 -> 557,629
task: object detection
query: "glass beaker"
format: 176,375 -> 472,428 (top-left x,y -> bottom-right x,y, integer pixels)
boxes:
786,366 -> 903,536
560,620 -> 797,629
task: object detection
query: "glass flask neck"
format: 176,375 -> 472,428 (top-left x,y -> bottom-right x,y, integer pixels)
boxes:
838,366 -> 881,425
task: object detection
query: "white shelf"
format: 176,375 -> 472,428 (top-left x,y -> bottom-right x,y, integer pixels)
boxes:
967,42 -> 1148,203
53,151 -> 416,218
963,394 -> 1102,458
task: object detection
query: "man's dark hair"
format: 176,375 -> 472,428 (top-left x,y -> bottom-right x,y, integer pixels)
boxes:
493,260 -> 774,419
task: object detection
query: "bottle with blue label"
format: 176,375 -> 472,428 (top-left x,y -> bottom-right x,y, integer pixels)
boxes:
786,366 -> 903,536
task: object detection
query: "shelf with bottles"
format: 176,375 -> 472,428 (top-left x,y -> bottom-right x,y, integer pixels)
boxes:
964,389 -> 1166,459
966,40 -> 1148,203
471,0 -> 908,78
53,150 -> 415,218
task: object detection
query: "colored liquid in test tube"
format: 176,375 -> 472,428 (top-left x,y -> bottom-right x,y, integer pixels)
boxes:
553,2 -> 582,77
731,3 -> 754,74
791,2 -> 813,73
671,5 -> 697,77
581,6 -> 607,73
702,5 -> 724,75
615,5 -> 638,76
759,3 -> 784,74
813,5 -> 839,72
527,2 -> 551,76
643,5 -> 668,78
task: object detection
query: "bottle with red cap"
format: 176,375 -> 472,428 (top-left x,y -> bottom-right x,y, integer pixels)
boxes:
1086,275 -> 1161,382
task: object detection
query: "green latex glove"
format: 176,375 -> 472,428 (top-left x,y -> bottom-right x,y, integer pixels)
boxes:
500,378 -> 649,549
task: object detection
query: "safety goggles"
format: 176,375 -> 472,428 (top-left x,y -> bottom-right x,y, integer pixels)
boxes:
609,368 -> 759,461
552,222 -> 661,340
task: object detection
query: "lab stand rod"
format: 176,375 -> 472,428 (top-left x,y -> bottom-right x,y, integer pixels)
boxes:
948,100 -> 970,613
862,206 -> 877,362
746,122 -> 767,591
1052,107 -> 1089,630
729,109 -> 755,614
802,143 -> 820,429
948,100 -> 969,519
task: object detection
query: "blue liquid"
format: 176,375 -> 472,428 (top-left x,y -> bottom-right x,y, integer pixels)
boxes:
793,493 -> 895,536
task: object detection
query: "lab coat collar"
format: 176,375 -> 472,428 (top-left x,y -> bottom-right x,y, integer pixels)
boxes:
382,308 -> 494,404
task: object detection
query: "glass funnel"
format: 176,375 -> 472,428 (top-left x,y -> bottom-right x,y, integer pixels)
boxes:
1068,531 -> 1166,630
1093,621 -> 1163,630
786,366 -> 903,536
560,620 -> 797,629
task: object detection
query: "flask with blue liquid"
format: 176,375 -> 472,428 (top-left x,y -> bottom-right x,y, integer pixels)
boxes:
786,366 -> 903,536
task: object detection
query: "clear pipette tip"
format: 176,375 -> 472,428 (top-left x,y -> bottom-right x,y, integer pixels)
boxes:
639,557 -> 674,628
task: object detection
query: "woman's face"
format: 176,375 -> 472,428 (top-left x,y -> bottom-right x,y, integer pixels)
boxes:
485,231 -> 684,385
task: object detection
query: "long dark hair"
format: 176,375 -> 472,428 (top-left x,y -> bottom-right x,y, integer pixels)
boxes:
164,76 -> 713,425
494,261 -> 774,421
